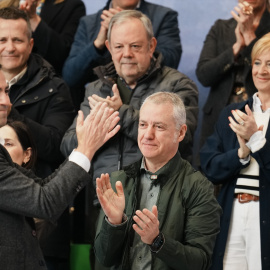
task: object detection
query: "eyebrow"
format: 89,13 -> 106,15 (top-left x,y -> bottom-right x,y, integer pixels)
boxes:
139,120 -> 168,127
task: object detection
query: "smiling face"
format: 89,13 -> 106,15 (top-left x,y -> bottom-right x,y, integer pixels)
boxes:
105,18 -> 156,88
138,101 -> 186,172
0,18 -> 33,79
0,125 -> 31,166
252,49 -> 270,93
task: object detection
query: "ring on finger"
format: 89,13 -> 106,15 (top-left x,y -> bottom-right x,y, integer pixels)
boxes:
240,121 -> 245,126
242,5 -> 253,15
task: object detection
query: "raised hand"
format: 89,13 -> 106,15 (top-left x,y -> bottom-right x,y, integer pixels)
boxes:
233,24 -> 245,57
231,1 -> 256,46
76,102 -> 120,160
229,104 -> 263,141
88,84 -> 123,111
20,0 -> 41,31
94,7 -> 122,50
96,173 -> 125,225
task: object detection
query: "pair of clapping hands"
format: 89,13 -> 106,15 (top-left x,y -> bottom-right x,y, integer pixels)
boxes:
229,105 -> 263,159
231,1 -> 256,55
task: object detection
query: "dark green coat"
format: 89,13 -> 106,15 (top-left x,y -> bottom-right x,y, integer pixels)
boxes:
94,152 -> 222,270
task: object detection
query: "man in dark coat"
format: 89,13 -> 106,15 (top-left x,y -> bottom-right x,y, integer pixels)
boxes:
62,0 -> 182,109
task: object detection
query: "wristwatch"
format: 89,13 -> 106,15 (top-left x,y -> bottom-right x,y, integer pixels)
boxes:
149,232 -> 165,253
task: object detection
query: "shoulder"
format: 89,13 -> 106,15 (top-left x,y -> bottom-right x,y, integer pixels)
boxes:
60,0 -> 85,9
141,1 -> 177,16
28,54 -> 70,95
219,99 -> 250,120
211,18 -> 236,30
0,145 -> 14,168
159,66 -> 197,88
110,160 -> 141,186
80,9 -> 103,24
180,160 -> 216,202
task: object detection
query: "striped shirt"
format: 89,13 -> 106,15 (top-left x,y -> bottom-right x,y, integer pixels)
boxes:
235,94 -> 270,196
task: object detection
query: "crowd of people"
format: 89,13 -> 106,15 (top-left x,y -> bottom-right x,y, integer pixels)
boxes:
0,1 -> 269,270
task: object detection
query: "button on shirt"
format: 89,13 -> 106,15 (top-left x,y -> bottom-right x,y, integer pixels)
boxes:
130,158 -> 160,270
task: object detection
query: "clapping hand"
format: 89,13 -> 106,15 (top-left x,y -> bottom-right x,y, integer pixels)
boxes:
96,173 -> 125,225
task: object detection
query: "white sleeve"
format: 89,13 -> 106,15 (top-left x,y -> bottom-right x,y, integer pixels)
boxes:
69,150 -> 91,172
246,130 -> 266,153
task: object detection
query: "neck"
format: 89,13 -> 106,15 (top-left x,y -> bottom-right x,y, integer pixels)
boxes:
253,5 -> 266,24
127,82 -> 137,89
257,91 -> 270,111
144,154 -> 176,173
2,70 -> 17,82
144,160 -> 166,173
112,0 -> 138,9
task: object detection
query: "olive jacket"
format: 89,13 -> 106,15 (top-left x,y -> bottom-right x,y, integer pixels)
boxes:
94,152 -> 222,270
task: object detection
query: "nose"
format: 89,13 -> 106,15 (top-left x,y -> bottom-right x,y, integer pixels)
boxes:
123,45 -> 133,58
5,40 -> 15,52
144,126 -> 155,139
258,63 -> 268,74
0,91 -> 10,107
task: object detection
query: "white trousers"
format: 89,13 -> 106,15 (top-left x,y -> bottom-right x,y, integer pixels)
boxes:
223,198 -> 261,270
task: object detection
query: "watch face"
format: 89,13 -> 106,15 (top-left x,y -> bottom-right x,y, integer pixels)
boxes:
150,232 -> 164,253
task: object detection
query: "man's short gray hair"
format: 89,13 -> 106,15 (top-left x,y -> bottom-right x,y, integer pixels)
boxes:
107,10 -> 154,43
141,92 -> 186,130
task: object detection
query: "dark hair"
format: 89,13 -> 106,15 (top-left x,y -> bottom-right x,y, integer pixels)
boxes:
0,7 -> 32,39
6,120 -> 37,169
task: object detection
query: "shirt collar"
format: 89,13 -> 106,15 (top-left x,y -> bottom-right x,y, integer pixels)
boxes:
109,0 -> 141,9
252,92 -> 270,113
7,67 -> 27,88
139,152 -> 182,188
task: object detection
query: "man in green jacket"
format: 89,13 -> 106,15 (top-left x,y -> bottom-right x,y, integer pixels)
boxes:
94,92 -> 222,270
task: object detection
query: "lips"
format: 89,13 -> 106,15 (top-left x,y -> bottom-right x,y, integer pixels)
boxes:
142,142 -> 157,148
120,62 -> 136,65
256,77 -> 269,81
2,55 -> 18,58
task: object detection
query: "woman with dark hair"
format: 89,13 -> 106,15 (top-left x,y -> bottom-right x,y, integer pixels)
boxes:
0,120 -> 37,170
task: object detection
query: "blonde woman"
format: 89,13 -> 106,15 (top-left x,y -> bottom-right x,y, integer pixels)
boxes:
201,32 -> 270,270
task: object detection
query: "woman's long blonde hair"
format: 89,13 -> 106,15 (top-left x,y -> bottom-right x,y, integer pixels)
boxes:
0,0 -> 19,9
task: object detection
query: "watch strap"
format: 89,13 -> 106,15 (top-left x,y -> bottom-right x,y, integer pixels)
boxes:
149,232 -> 165,253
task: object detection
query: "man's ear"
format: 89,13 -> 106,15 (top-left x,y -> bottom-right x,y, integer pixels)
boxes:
105,40 -> 111,53
177,124 -> 187,143
149,37 -> 157,56
29,38 -> 34,53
